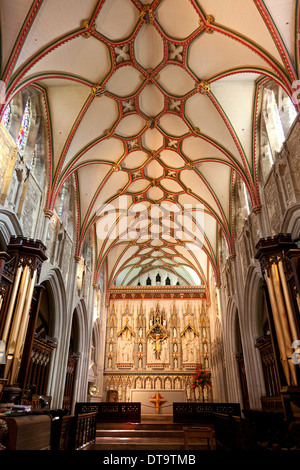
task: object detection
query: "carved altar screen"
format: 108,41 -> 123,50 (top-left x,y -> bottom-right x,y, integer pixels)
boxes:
104,297 -> 211,403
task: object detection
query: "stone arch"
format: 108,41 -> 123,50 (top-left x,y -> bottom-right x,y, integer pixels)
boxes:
0,208 -> 23,246
89,316 -> 101,389
211,316 -> 227,402
224,297 -> 245,408
242,264 -> 267,408
281,204 -> 300,240
67,298 -> 89,408
37,267 -> 67,407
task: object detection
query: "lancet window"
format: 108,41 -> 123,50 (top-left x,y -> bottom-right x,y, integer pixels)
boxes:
1,103 -> 11,128
17,98 -> 31,156
258,82 -> 297,181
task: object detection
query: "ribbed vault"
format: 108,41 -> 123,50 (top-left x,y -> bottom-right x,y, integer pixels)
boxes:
1,0 -> 299,293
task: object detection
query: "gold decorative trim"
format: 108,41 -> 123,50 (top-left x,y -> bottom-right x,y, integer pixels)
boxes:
195,80 -> 211,95
199,14 -> 215,33
140,6 -> 155,24
91,84 -> 106,97
81,19 -> 96,38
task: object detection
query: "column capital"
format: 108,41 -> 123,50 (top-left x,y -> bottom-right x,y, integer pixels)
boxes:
43,209 -> 54,219
252,204 -> 262,215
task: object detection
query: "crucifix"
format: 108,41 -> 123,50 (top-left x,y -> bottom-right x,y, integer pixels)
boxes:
149,392 -> 166,414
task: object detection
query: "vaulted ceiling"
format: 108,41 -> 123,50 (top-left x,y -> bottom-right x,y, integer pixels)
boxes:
1,0 -> 299,292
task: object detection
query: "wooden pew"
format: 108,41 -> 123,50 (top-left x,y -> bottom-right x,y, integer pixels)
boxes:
183,426 -> 216,450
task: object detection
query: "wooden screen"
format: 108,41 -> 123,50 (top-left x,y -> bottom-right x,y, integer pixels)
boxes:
63,353 -> 79,411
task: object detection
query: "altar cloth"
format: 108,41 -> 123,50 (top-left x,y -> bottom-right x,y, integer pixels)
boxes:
130,389 -> 187,415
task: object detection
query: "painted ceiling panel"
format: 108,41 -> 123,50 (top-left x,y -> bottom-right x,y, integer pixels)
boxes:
22,36 -> 111,85
142,128 -> 164,150
184,93 -> 243,161
199,0 -> 285,65
96,0 -> 139,41
262,0 -> 296,61
77,163 -> 112,222
68,137 -> 125,169
1,0 -> 32,73
46,83 -> 91,170
106,66 -> 143,97
156,0 -> 200,39
181,136 -> 234,165
188,31 -> 276,80
134,24 -> 164,69
64,96 -> 119,167
210,75 -> 260,169
13,0 -> 96,75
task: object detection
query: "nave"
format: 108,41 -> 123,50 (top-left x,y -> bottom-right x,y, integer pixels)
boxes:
1,0 -> 300,454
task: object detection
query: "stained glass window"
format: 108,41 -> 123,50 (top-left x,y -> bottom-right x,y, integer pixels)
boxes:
1,103 -> 11,128
58,184 -> 67,218
17,99 -> 31,155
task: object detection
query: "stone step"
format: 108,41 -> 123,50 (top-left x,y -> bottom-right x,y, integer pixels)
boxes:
95,422 -> 215,451
96,421 -> 204,431
96,429 -> 185,438
95,436 -> 210,451
95,436 -> 186,451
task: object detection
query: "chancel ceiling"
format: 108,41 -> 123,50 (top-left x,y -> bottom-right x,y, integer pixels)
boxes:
1,0 -> 299,293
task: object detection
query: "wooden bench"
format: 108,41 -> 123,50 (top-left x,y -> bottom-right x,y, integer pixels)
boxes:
183,426 -> 216,450
3,413 -> 52,450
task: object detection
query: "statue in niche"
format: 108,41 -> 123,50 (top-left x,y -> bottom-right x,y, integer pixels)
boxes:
146,378 -> 152,389
146,304 -> 169,364
147,335 -> 169,363
117,323 -> 135,363
165,378 -> 171,389
136,377 -> 142,389
175,378 -> 181,389
182,327 -> 198,363
138,357 -> 143,369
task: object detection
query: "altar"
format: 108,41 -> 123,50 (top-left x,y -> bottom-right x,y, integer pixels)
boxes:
130,389 -> 187,416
